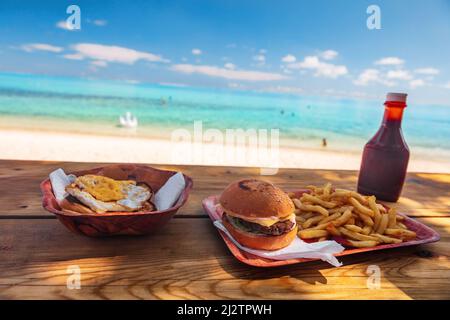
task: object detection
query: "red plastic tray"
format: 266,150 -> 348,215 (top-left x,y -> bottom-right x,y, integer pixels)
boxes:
202,190 -> 440,267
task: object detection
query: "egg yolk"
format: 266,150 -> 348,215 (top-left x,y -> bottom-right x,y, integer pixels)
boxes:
76,175 -> 134,202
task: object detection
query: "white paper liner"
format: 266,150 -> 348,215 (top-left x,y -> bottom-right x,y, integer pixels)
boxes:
154,172 -> 186,211
214,220 -> 344,267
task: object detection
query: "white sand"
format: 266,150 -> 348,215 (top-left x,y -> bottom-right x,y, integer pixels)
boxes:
1,129 -> 449,173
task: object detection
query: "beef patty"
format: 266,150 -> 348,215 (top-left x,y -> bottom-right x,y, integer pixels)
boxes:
224,213 -> 295,236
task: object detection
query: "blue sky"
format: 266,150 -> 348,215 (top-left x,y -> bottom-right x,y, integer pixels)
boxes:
1,0 -> 450,104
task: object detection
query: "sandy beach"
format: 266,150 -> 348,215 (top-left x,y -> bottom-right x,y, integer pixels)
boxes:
1,128 -> 449,173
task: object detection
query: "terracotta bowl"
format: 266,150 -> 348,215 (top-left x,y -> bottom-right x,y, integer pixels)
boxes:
40,164 -> 193,237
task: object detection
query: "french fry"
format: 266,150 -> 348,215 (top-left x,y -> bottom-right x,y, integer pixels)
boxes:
326,223 -> 342,236
357,212 -> 374,227
388,208 -> 397,228
339,227 -> 379,241
362,225 -> 372,235
347,240 -> 378,248
376,214 -> 389,234
303,215 -> 324,229
328,205 -> 353,214
298,229 -> 328,239
347,216 -> 355,225
349,197 -> 374,217
385,228 -> 416,240
397,222 -> 407,229
306,185 -> 323,194
323,182 -> 332,199
292,183 -> 416,246
332,209 -> 352,227
373,211 -> 382,232
301,212 -> 316,220
301,193 -> 337,209
292,198 -> 302,209
372,233 -> 403,244
344,224 -> 364,233
318,212 -> 342,224
368,196 -> 382,230
298,203 -> 329,216
313,215 -> 343,230
334,189 -> 369,205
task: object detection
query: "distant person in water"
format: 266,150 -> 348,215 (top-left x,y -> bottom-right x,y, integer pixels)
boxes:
322,138 -> 327,147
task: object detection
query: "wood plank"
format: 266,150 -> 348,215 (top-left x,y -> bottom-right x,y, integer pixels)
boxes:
0,217 -> 449,300
0,160 -> 449,217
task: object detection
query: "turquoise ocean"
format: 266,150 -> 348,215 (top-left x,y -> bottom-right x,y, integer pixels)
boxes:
0,72 -> 449,161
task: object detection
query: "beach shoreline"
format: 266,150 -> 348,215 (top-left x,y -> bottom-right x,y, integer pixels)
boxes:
1,128 -> 449,173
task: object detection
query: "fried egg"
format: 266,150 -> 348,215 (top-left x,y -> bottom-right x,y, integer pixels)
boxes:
65,175 -> 152,213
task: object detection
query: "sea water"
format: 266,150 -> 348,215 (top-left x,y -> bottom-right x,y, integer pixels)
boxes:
0,72 -> 449,161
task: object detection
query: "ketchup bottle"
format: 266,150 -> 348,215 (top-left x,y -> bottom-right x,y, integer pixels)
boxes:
357,93 -> 409,202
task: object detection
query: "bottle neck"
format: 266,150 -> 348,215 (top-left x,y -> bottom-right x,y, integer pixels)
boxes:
382,101 -> 406,128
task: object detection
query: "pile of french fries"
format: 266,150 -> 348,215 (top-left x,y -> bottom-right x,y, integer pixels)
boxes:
289,183 -> 416,248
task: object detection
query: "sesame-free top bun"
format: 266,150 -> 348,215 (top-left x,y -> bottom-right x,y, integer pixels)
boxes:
222,217 -> 298,251
219,179 -> 295,219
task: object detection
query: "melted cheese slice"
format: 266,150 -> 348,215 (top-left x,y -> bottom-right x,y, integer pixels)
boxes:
75,175 -> 135,202
226,212 -> 296,227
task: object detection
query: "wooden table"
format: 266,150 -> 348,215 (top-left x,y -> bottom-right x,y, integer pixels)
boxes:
0,160 -> 449,300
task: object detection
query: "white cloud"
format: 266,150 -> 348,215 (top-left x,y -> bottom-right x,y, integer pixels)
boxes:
281,54 -> 296,63
92,19 -> 107,26
63,53 -> 84,60
287,56 -> 348,78
262,85 -> 303,95
253,54 -> 266,62
414,67 -> 439,75
91,60 -> 108,67
354,69 -> 395,86
56,20 -> 77,31
386,69 -> 413,80
224,63 -> 236,70
375,57 -> 404,66
192,48 -> 202,55
320,50 -> 338,60
409,79 -> 426,88
21,43 -> 63,53
443,82 -> 450,89
228,82 -> 244,89
64,43 -> 169,65
56,20 -> 69,30
170,64 -> 287,81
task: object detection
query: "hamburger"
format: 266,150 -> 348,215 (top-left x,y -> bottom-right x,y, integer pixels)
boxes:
219,179 -> 297,251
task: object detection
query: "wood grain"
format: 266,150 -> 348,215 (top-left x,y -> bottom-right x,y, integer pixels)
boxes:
0,160 -> 449,217
0,217 -> 449,300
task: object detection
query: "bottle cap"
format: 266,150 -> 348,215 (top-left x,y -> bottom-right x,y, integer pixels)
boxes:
386,92 -> 407,103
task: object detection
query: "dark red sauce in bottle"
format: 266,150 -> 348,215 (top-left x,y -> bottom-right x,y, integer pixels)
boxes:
357,93 -> 409,202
